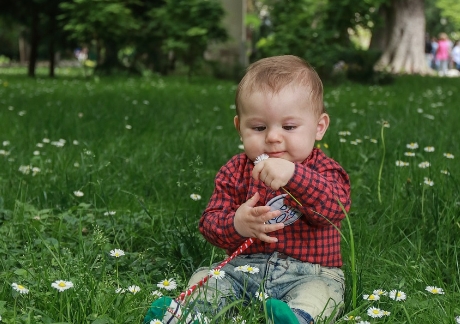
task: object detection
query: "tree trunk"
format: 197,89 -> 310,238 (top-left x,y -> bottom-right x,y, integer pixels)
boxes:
373,0 -> 430,75
28,10 -> 40,77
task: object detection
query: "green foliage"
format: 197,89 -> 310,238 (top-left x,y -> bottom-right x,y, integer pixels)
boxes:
147,0 -> 228,76
435,0 -> 460,31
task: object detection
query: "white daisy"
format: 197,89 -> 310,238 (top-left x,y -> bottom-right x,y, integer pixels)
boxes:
234,265 -> 247,272
238,144 -> 244,150
255,291 -> 269,301
51,280 -> 74,292
389,289 -> 406,301
367,306 -> 384,318
357,321 -> 370,324
370,139 -> 377,143
455,315 -> 460,324
406,142 -> 419,150
441,170 -> 450,175
443,153 -> 454,159
396,161 -> 409,167
404,152 -> 415,157
12,283 -> 29,294
110,249 -> 125,257
73,190 -> 84,197
373,289 -> 387,296
150,319 -> 162,324
339,138 -> 347,143
104,211 -> 116,216
209,269 -> 226,280
343,315 -> 361,321
418,161 -> 430,168
254,154 -> 269,165
151,290 -> 163,297
382,310 -> 391,316
245,265 -> 259,274
363,294 -> 380,301
115,288 -> 126,293
190,193 -> 201,201
425,286 -> 445,294
128,285 -> 141,294
157,278 -> 177,290
338,131 -> 351,136
424,146 -> 435,152
424,178 -> 434,186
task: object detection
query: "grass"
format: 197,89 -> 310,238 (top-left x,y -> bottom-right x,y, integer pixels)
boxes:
0,65 -> 459,323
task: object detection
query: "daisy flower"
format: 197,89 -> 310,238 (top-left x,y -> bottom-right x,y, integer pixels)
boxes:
455,315 -> 460,324
128,285 -> 141,294
363,294 -> 380,301
157,278 -> 177,290
254,154 -> 269,165
151,290 -> 163,297
443,153 -> 454,159
238,144 -> 244,150
339,138 -> 347,143
367,306 -> 384,318
418,161 -> 430,168
440,170 -> 450,175
338,131 -> 351,136
389,289 -> 406,301
51,280 -> 74,292
425,286 -> 445,294
255,291 -> 269,301
109,249 -> 125,257
373,289 -> 387,296
115,288 -> 126,293
190,193 -> 201,201
245,265 -> 259,274
357,321 -> 370,324
73,190 -> 84,197
343,315 -> 361,321
424,146 -> 435,152
209,269 -> 226,280
382,310 -> 391,316
404,152 -> 415,157
104,211 -> 116,216
12,283 -> 29,294
150,320 -> 162,324
396,161 -> 409,167
370,139 -> 378,144
424,178 -> 434,186
234,265 -> 247,272
406,142 -> 419,150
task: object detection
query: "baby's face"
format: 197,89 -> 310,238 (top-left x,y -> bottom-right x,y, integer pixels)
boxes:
234,86 -> 328,163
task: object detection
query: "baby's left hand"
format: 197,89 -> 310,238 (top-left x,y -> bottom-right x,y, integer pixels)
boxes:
252,158 -> 295,190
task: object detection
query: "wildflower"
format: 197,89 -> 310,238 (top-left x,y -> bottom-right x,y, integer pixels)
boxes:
12,283 -> 29,294
389,289 -> 406,301
51,280 -> 74,292
73,140 -> 79,145
245,265 -> 259,274
424,178 -> 434,186
404,152 -> 415,157
441,170 -> 450,175
406,142 -> 419,150
73,190 -> 84,197
234,265 -> 247,272
382,310 -> 391,316
417,108 -> 423,113
339,138 -> 346,143
363,294 -> 380,301
150,320 -> 162,324
443,153 -> 454,159
109,249 -> 125,257
125,125 -> 132,130
36,143 -> 44,148
104,211 -> 116,216
373,289 -> 387,296
254,154 -> 269,165
455,315 -> 460,324
128,285 -> 141,294
190,193 -> 202,201
350,141 -> 358,145
42,138 -> 50,143
19,165 -> 31,174
396,161 -> 409,167
33,150 -> 40,156
157,278 -> 177,290
418,161 -> 430,168
115,288 -> 126,293
51,140 -> 65,147
367,306 -> 384,318
370,139 -> 377,144
338,131 -> 351,136
74,162 -> 80,167
209,269 -> 226,280
343,315 -> 361,321
357,321 -> 370,324
0,150 -> 10,156
2,140 -> 10,146
255,291 -> 269,301
425,286 -> 444,294
151,290 -> 163,298
424,146 -> 435,152
238,144 -> 244,150
32,167 -> 40,176
232,315 -> 247,324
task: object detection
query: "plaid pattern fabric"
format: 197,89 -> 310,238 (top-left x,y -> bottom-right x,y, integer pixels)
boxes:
199,148 -> 351,267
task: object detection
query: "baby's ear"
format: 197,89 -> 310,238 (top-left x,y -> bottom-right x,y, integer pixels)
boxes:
315,113 -> 330,141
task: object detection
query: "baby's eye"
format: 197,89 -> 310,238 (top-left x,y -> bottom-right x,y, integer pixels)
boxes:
283,125 -> 296,130
253,126 -> 266,131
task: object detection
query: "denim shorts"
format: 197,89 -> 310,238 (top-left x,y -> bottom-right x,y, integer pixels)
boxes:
187,252 -> 345,323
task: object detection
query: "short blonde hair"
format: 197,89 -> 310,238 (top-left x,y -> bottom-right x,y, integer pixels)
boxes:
235,55 -> 324,116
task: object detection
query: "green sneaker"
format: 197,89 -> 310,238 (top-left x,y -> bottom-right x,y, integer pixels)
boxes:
144,296 -> 200,324
266,299 -> 300,324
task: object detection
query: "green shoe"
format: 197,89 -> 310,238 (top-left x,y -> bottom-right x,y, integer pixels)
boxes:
144,296 -> 200,324
266,299 -> 300,324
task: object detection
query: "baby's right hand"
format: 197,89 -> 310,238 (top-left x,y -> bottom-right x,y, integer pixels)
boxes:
234,192 -> 284,244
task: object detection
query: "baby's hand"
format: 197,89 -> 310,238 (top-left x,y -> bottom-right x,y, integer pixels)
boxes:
252,158 -> 295,190
234,192 -> 284,243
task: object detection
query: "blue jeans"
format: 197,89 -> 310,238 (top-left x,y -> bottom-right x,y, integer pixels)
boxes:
187,252 -> 345,323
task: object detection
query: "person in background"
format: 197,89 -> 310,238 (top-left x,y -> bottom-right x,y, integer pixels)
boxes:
431,36 -> 438,69
425,34 -> 433,69
435,33 -> 451,76
451,40 -> 460,71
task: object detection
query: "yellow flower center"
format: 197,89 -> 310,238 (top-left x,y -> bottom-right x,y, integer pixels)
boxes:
372,309 -> 379,314
213,270 -> 220,275
163,281 -> 170,286
18,285 -> 25,289
247,267 -> 253,272
58,282 -> 66,287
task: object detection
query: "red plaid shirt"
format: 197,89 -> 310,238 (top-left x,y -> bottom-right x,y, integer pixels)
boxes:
199,148 -> 351,267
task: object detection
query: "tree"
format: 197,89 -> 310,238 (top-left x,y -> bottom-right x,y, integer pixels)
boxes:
370,0 -> 430,74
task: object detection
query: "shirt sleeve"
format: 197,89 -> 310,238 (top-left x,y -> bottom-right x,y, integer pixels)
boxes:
284,150 -> 351,226
199,156 -> 248,251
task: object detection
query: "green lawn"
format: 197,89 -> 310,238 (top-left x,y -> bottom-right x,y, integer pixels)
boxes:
0,66 -> 459,323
